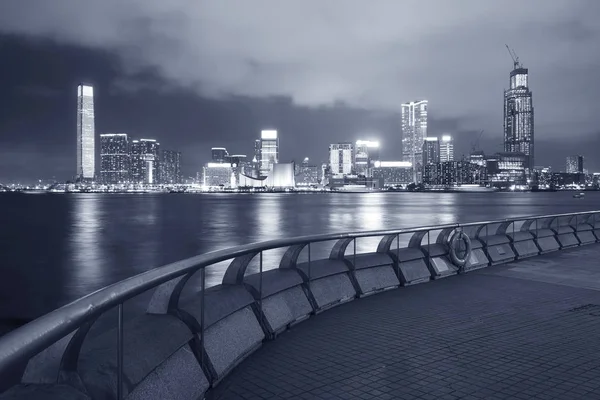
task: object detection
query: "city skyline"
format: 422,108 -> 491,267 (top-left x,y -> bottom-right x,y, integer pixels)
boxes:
1,1 -> 600,182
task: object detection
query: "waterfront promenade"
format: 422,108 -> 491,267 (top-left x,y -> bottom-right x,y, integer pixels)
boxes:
210,244 -> 600,400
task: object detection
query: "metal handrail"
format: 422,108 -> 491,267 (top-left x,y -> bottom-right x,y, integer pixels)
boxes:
0,209 -> 597,381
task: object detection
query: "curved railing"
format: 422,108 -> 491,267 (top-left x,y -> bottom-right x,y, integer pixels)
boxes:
0,210 -> 599,399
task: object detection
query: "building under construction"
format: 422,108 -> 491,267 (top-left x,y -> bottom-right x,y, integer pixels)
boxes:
504,45 -> 534,177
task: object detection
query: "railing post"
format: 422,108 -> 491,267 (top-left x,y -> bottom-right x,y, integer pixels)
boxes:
396,233 -> 400,278
259,251 -> 264,328
117,303 -> 124,400
307,243 -> 312,291
200,267 -> 205,369
353,238 -> 357,267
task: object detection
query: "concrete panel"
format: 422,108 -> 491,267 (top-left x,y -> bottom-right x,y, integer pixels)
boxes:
557,233 -> 579,248
536,236 -> 560,253
244,269 -> 304,299
182,285 -> 256,329
398,259 -> 430,285
78,314 -> 195,400
127,345 -> 209,400
485,244 -> 515,265
296,259 -> 350,280
354,266 -> 400,296
395,248 -> 425,262
204,306 -> 264,383
595,230 -> 600,241
464,248 -> 489,272
0,384 -> 90,400
261,286 -> 313,336
480,235 -> 510,246
348,253 -> 395,270
576,231 -> 596,245
308,274 -> 356,312
512,240 -> 539,258
429,257 -> 457,279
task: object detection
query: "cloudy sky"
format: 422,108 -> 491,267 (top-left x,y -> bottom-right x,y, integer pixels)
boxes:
1,0 -> 599,182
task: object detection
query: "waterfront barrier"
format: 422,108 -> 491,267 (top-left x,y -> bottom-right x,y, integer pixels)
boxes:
0,211 -> 599,400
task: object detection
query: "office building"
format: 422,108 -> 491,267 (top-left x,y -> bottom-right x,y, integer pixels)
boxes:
329,143 -> 354,177
259,130 -> 279,177
295,157 -> 319,187
355,140 -> 380,177
470,151 -> 486,167
372,161 -> 414,187
423,161 -> 483,186
566,155 -> 584,174
76,84 -> 95,180
422,137 -> 440,166
203,163 -> 233,188
211,147 -> 228,163
100,133 -> 129,184
504,57 -> 534,174
238,163 -> 296,188
160,150 -> 182,184
439,135 -> 454,162
130,139 -> 160,184
401,100 -> 428,182
486,152 -> 527,186
226,154 -> 247,186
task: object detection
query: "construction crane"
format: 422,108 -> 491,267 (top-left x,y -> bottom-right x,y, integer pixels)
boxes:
505,44 -> 521,69
471,130 -> 484,154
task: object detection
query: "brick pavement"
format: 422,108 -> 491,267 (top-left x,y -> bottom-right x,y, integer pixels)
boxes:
209,244 -> 600,400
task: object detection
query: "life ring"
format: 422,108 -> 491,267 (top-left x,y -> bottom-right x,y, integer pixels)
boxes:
449,230 -> 472,267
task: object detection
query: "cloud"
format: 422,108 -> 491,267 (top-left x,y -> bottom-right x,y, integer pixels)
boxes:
1,0 -> 600,139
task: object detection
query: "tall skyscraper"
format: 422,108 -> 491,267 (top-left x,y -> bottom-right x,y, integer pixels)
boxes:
355,140 -> 380,177
211,147 -> 228,163
259,130 -> 279,177
566,155 -> 584,174
130,139 -> 160,184
160,150 -> 182,184
100,133 -> 129,184
76,84 -> 95,180
504,55 -> 534,174
439,135 -> 454,162
401,100 -> 428,182
422,137 -> 440,166
329,143 -> 354,177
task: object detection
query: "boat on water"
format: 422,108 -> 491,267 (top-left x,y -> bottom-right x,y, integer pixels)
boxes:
573,192 -> 586,198
334,185 -> 376,193
452,184 -> 499,193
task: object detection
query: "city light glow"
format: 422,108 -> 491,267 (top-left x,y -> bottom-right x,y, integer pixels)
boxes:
261,130 -> 278,139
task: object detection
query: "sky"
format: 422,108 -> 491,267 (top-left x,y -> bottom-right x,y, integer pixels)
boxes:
1,0 -> 599,182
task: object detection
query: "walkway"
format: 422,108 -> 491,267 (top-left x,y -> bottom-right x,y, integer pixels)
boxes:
209,244 -> 600,400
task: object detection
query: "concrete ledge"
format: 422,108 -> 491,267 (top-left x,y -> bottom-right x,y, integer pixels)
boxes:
532,229 -> 560,253
423,244 -> 457,279
77,314 -> 201,400
296,259 -> 357,312
572,224 -> 596,245
244,269 -> 313,338
180,285 -> 264,384
464,248 -> 489,271
555,233 -> 579,248
345,253 -> 399,296
508,232 -> 539,258
0,384 -> 90,400
480,235 -> 515,265
393,248 -> 430,285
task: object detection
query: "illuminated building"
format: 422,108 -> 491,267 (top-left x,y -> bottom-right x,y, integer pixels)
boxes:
160,150 -> 182,184
355,140 -> 380,177
566,155 -> 584,174
372,161 -> 413,187
253,139 -> 261,177
423,162 -> 483,186
212,147 -> 228,163
329,143 -> 354,177
295,157 -> 319,187
238,163 -> 296,188
470,151 -> 486,167
401,100 -> 428,182
76,84 -> 95,180
226,154 -> 247,186
259,130 -> 279,177
203,163 -> 233,188
422,137 -> 440,166
439,135 -> 454,162
100,133 -> 129,184
504,60 -> 534,174
130,139 -> 160,184
486,152 -> 527,186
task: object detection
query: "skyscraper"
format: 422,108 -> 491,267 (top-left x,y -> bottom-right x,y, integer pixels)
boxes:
355,140 -> 380,177
504,57 -> 534,174
422,137 -> 440,166
401,100 -> 428,182
566,155 -> 584,174
211,147 -> 228,163
439,135 -> 455,162
329,143 -> 354,177
259,130 -> 279,177
160,150 -> 182,184
100,133 -> 129,184
76,84 -> 95,180
130,139 -> 160,184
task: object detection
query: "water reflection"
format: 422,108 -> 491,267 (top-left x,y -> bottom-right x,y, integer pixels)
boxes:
69,194 -> 104,288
